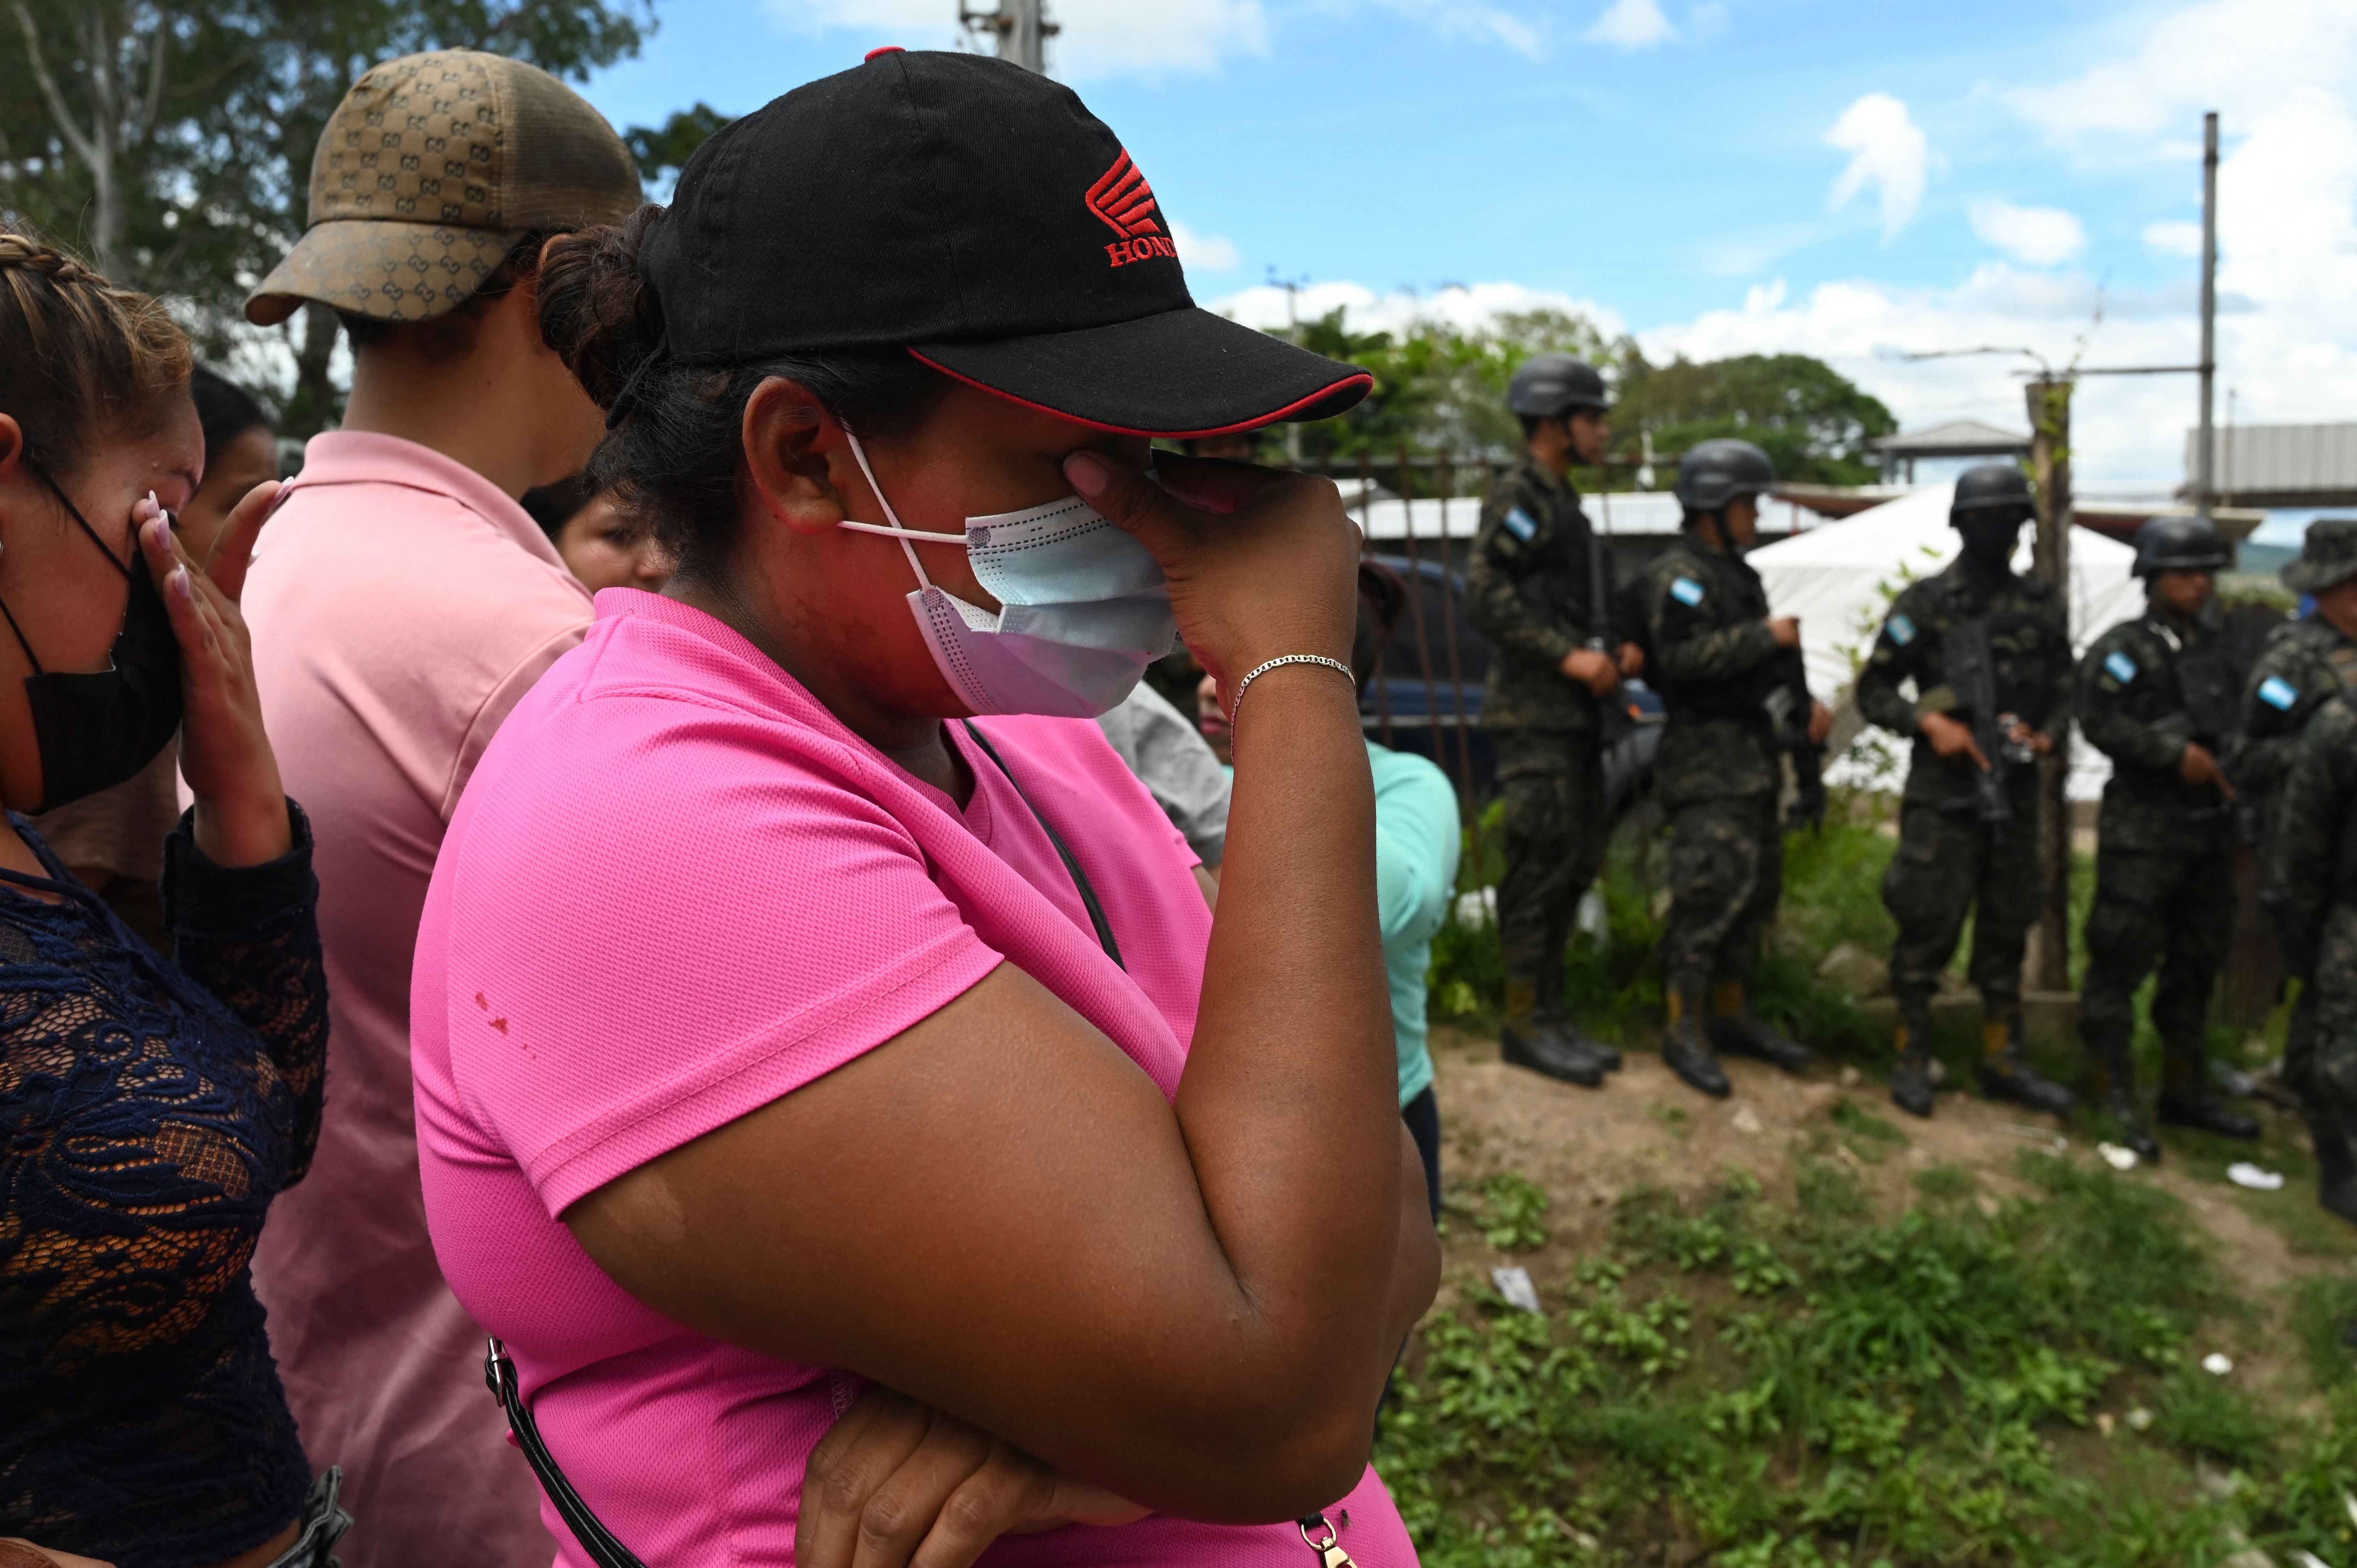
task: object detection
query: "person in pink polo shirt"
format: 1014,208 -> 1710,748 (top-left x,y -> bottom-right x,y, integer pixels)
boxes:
234,50 -> 642,1568
413,51 -> 1440,1568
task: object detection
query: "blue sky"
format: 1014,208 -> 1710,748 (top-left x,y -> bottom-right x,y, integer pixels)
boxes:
578,0 -> 2357,488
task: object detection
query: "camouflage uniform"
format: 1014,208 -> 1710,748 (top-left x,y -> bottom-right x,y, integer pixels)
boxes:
1465,456 -> 1613,1030
2262,692 -> 2357,1224
1631,535 -> 1785,1005
2076,607 -> 2243,1109
2230,616 -> 2357,798
1854,559 -> 2072,1049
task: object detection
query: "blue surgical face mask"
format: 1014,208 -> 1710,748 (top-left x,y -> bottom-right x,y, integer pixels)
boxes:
836,429 -> 1178,718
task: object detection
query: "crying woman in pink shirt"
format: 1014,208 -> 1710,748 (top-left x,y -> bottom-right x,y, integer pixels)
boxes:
413,53 -> 1438,1568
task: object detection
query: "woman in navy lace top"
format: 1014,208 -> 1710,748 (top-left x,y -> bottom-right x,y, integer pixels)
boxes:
0,230 -> 346,1568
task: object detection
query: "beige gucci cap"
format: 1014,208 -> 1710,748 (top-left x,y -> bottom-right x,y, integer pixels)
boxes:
245,49 -> 640,327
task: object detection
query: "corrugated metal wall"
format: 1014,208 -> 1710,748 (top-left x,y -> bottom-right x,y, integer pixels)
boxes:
2185,422 -> 2357,501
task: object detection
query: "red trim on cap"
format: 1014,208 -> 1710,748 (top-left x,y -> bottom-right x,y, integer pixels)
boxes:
905,350 -> 1374,440
864,45 -> 906,60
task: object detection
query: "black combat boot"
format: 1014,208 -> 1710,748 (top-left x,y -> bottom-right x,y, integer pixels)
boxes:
1889,1008 -> 1936,1118
1976,1014 -> 2073,1115
2310,1115 -> 2357,1226
2087,1077 -> 2163,1164
1663,984 -> 1730,1098
1539,951 -> 1621,1072
2081,1042 -> 2161,1162
2156,1048 -> 2261,1139
1500,978 -> 1610,1088
1706,980 -> 1811,1074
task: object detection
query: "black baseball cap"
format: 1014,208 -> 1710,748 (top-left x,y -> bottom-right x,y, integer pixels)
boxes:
639,49 -> 1370,438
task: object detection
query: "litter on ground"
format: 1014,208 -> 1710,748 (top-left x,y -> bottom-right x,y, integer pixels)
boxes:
2226,1162 -> 2286,1190
1491,1265 -> 1541,1314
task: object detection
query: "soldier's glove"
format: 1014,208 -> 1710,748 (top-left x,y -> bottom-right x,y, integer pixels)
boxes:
2263,888 -> 2320,982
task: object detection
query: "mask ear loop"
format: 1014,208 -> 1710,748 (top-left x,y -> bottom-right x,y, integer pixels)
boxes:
0,454 -> 143,675
834,424 -> 966,592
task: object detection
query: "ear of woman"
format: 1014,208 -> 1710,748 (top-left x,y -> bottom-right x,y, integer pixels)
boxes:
743,379 -> 850,535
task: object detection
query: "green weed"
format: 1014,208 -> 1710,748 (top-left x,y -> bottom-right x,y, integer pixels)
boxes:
1911,1164 -> 1976,1202
1376,1151 -> 2355,1567
1470,1172 -> 1552,1252
2291,1274 -> 2357,1390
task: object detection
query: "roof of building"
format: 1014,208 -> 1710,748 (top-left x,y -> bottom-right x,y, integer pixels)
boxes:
1866,418 -> 2034,457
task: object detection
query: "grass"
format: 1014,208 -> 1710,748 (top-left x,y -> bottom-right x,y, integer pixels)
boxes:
1377,1153 -> 2357,1567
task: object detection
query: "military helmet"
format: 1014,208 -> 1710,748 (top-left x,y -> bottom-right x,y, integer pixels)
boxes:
1675,438 -> 1776,514
1950,463 -> 2035,524
2130,514 -> 2229,577
1507,353 -> 1610,418
2281,517 -> 2357,595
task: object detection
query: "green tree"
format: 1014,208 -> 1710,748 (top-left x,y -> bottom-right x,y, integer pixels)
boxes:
1,0 -> 658,434
1277,305 -> 1630,474
625,100 -> 728,186
1612,351 -> 1897,486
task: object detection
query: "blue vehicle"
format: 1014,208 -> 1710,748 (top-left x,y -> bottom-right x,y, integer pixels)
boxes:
1358,553 -> 1663,816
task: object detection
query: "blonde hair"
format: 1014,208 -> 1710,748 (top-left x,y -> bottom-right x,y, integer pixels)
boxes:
0,228 -> 193,477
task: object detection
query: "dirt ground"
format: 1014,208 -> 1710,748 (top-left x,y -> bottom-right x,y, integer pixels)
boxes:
1426,1022 -> 2357,1404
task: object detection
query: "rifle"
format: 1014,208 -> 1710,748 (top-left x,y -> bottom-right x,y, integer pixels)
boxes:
1944,618 -> 2023,824
2176,636 -> 2258,843
1586,497 -> 1636,743
1764,645 -> 1827,831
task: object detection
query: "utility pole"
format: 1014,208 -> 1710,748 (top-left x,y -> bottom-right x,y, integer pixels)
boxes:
2196,110 -> 2219,524
2027,374 -> 2075,994
1268,268 -> 1308,464
961,0 -> 1057,72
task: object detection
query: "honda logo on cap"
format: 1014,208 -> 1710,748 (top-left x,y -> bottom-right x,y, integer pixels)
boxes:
1086,149 -> 1177,269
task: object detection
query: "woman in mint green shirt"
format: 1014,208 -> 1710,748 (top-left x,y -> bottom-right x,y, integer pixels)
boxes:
1354,563 -> 1463,1220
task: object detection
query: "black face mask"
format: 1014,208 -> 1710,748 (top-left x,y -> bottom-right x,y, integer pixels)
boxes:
0,460 -> 182,811
1957,516 -> 2023,571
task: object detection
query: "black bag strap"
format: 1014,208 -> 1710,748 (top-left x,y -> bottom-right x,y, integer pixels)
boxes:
959,719 -> 1124,971
487,1339 -> 648,1568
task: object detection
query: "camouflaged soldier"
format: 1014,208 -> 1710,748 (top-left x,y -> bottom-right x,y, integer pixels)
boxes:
2231,517 -> 2357,802
2076,515 -> 2262,1161
1855,465 -> 2074,1120
2261,686 -> 2357,1227
1631,440 -> 1827,1097
1464,354 -> 1643,1087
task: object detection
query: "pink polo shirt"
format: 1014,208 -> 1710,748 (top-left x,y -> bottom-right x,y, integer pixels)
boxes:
413,590 -> 1415,1568
244,431 -> 592,1568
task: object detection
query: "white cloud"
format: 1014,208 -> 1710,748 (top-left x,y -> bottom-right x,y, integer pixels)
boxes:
765,0 -> 1269,77
1200,244 -> 2327,485
1968,200 -> 2087,266
1587,0 -> 1673,50
1207,279 -> 1628,343
1351,0 -> 1543,57
1198,0 -> 2357,492
1170,221 -> 1239,274
1825,93 -> 1931,240
2007,0 -> 2357,139
1985,2 -> 2357,479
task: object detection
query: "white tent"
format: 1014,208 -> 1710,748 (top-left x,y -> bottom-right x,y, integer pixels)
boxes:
1747,481 -> 2145,800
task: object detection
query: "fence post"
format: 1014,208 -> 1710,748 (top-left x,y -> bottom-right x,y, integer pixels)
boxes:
1435,449 -> 1477,820
1358,449 -> 1395,750
1395,447 -> 1448,775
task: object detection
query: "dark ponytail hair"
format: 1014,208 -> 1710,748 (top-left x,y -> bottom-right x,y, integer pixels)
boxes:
538,207 -> 950,580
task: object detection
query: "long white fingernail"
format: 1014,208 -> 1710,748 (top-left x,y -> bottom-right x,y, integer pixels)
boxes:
170,565 -> 193,600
